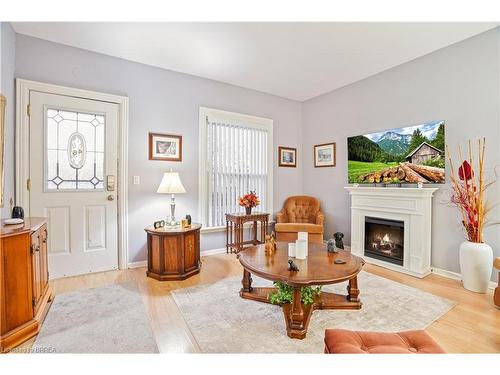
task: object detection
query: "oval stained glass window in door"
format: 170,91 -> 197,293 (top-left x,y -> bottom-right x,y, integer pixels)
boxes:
67,132 -> 87,169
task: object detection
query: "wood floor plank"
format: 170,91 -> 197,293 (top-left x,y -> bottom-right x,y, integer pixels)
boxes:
40,254 -> 500,353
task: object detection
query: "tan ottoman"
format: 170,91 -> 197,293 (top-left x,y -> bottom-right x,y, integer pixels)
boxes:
324,329 -> 445,354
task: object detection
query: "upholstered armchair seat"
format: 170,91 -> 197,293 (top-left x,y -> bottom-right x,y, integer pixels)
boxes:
275,196 -> 324,243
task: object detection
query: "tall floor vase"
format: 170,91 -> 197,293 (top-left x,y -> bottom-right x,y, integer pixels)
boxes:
459,241 -> 493,293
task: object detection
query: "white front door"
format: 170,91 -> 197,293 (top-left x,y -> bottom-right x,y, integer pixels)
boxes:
29,91 -> 119,279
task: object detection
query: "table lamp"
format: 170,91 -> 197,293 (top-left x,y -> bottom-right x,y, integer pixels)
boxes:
157,170 -> 186,226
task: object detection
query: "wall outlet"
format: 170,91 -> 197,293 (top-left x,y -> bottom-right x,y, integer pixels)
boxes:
133,176 -> 140,185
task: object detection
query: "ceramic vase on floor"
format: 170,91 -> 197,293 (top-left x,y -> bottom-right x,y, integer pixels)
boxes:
459,241 -> 493,293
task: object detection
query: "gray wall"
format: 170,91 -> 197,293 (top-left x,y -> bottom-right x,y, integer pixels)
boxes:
7,27 -> 500,280
1,23 -> 15,218
301,29 -> 500,280
14,34 -> 303,262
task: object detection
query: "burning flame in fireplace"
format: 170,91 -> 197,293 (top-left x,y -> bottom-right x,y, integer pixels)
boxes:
381,234 -> 391,245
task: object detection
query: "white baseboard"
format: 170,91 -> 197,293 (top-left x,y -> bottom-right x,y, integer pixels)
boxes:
431,267 -> 496,290
127,260 -> 147,269
201,247 -> 226,257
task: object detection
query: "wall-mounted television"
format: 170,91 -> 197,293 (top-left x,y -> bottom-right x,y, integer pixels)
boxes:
347,121 -> 445,184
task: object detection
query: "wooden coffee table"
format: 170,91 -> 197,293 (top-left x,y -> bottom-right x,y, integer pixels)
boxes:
238,242 -> 365,339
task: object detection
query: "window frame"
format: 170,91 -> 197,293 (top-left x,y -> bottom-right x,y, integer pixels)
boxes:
198,107 -> 274,231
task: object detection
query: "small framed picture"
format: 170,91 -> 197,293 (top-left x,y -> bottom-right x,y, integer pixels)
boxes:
314,142 -> 336,167
278,146 -> 297,168
149,132 -> 182,161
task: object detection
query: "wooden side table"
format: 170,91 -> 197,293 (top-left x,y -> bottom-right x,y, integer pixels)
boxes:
225,212 -> 270,254
145,223 -> 201,281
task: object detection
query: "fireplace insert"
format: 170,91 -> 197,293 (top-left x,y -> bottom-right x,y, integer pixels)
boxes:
364,217 -> 404,266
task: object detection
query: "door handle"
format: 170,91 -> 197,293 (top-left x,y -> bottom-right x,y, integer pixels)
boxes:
107,195 -> 115,201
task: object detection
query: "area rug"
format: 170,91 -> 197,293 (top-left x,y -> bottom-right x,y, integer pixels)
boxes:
32,282 -> 159,353
171,272 -> 455,353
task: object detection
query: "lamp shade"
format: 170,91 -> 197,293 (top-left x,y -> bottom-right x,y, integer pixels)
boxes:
157,172 -> 186,194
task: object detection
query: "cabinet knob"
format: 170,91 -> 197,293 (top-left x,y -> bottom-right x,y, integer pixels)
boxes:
107,195 -> 115,201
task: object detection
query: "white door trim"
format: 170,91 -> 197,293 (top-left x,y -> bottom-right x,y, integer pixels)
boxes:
15,79 -> 130,270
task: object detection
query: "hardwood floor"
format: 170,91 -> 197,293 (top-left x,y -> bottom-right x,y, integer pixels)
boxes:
30,254 -> 500,353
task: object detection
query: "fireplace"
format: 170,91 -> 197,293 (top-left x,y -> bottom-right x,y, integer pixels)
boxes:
364,217 -> 404,266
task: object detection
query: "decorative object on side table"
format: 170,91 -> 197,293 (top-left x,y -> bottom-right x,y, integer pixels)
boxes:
157,170 -> 186,226
314,142 -> 336,167
447,138 -> 498,293
333,232 -> 344,249
153,220 -> 165,229
11,206 -> 25,219
239,190 -> 260,215
185,214 -> 192,225
278,146 -> 297,168
149,132 -> 182,161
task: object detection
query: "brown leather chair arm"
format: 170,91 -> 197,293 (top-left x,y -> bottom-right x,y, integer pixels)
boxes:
494,257 -> 500,270
316,211 -> 325,226
276,210 -> 288,223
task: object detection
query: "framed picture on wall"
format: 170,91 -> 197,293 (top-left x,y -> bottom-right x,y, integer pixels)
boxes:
278,146 -> 297,167
149,132 -> 182,161
314,142 -> 336,167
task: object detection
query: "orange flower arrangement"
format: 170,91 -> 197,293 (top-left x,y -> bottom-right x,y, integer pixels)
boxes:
239,191 -> 260,208
447,138 -> 498,243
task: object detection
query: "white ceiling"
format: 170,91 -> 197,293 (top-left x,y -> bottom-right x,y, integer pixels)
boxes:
12,22 -> 498,101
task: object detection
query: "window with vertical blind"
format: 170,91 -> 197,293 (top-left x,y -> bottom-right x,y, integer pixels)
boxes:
199,107 -> 273,228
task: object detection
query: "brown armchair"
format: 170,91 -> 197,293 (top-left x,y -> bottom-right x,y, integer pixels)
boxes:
275,196 -> 325,243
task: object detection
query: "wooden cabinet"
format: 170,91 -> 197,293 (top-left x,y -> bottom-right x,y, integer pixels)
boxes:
0,218 -> 53,352
145,224 -> 201,281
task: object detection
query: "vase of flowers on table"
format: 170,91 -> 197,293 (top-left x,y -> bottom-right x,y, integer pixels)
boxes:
448,139 -> 498,293
239,191 -> 260,215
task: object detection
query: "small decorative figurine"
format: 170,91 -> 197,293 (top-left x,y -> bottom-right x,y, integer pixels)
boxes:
265,232 -> 277,255
288,259 -> 300,272
333,232 -> 344,249
185,214 -> 192,225
327,239 -> 338,253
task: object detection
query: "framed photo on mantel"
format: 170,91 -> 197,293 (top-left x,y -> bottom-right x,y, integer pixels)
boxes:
314,142 -> 336,167
149,132 -> 182,161
278,146 -> 297,167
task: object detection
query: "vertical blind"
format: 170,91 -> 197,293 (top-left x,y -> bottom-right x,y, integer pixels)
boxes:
205,116 -> 269,227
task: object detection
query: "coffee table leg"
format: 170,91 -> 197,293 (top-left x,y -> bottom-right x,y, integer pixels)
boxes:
289,287 -> 305,330
347,276 -> 360,302
242,269 -> 253,292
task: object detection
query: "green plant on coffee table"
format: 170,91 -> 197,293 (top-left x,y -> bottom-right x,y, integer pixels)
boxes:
268,281 -> 321,305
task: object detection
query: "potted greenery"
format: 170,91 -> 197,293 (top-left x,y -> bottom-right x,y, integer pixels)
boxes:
268,282 -> 322,305
448,139 -> 498,293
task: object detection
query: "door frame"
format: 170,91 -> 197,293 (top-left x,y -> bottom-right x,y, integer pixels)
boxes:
15,79 -> 130,270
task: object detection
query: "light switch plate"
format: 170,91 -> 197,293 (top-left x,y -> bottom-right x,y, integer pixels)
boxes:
133,176 -> 140,185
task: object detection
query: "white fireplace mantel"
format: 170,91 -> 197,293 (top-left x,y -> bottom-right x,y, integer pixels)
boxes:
345,186 -> 438,278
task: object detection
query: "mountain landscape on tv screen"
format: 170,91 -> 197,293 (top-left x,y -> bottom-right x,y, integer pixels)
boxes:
347,121 -> 445,184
